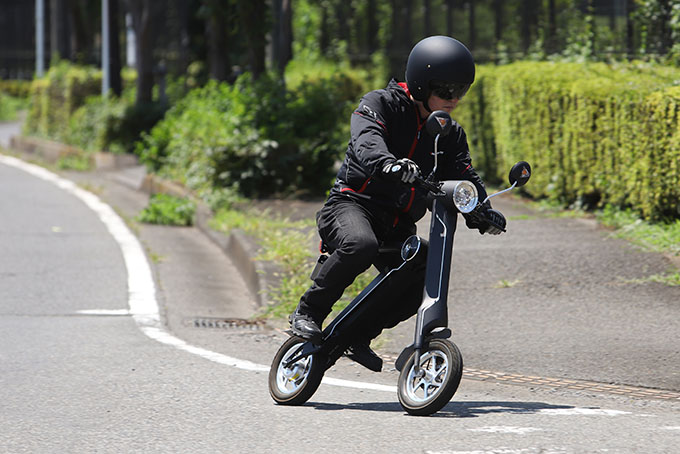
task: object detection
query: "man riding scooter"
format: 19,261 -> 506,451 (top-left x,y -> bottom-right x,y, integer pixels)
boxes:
289,35 -> 506,372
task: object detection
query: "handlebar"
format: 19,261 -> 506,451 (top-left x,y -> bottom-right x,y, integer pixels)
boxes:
412,176 -> 506,233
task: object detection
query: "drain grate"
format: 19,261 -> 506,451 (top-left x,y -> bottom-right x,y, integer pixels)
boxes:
189,317 -> 266,331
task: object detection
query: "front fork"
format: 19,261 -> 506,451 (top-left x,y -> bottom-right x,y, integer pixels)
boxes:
412,199 -> 457,375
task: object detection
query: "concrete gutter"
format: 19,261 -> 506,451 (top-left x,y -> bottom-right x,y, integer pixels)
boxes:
8,134 -> 279,309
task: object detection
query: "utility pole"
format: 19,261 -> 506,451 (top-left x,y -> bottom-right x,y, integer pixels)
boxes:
102,0 -> 110,95
35,0 -> 45,77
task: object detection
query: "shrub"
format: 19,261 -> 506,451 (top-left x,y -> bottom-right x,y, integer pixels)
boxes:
24,62 -> 101,140
137,193 -> 196,226
138,70 -> 361,199
65,96 -> 127,153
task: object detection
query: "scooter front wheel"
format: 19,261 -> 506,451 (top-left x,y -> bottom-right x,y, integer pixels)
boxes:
269,336 -> 326,406
397,339 -> 463,416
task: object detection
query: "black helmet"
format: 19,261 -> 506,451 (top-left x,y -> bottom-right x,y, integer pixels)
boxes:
405,36 -> 475,103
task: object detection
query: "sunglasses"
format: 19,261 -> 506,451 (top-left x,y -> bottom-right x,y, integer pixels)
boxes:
430,81 -> 470,100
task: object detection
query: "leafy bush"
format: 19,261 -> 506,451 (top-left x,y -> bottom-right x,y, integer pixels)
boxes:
137,193 -> 196,226
23,61 -> 168,155
24,62 -> 101,140
455,61 -> 680,220
138,70 -> 363,198
65,96 -> 127,152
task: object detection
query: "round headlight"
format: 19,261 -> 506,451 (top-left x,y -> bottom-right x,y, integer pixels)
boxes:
452,181 -> 478,213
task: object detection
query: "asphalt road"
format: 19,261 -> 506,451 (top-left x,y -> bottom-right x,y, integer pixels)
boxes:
1,127 -> 679,452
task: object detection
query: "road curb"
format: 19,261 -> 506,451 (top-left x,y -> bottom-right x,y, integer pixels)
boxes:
7,135 -> 276,311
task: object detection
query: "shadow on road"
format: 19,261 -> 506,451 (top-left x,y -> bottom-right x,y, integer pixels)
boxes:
308,400 -> 574,417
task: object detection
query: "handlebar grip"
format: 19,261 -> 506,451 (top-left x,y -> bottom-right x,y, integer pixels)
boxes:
466,204 -> 506,233
486,218 -> 507,233
414,176 -> 443,195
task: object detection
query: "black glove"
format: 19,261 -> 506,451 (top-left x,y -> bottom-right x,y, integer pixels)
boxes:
382,158 -> 421,184
480,208 -> 506,235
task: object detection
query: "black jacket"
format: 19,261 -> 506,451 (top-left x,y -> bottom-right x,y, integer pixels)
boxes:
330,78 -> 488,226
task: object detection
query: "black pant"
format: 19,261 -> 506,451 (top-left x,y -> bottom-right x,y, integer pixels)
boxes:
298,196 -> 426,339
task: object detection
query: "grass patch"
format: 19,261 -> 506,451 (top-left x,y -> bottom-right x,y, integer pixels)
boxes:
137,193 -> 196,226
56,154 -> 92,171
495,279 -> 521,288
210,206 -> 376,319
624,272 -> 680,287
597,204 -> 680,257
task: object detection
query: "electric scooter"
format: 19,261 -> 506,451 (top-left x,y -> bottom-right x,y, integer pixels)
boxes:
268,110 -> 532,416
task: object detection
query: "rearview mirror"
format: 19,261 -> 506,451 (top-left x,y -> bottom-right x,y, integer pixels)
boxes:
509,161 -> 531,187
426,111 -> 453,137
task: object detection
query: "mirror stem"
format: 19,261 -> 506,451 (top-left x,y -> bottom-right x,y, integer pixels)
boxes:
483,181 -> 517,204
427,134 -> 440,181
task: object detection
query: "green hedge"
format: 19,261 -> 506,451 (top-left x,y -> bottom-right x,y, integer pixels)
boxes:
23,62 -> 166,154
455,62 -> 680,220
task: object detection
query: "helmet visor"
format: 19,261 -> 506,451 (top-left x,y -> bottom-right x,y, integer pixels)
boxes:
430,81 -> 471,100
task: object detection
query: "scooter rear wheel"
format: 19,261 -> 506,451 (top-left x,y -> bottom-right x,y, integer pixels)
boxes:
397,339 -> 463,416
269,336 -> 326,406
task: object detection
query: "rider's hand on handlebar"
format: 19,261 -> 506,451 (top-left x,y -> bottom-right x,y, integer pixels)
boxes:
480,208 -> 506,235
382,158 -> 422,184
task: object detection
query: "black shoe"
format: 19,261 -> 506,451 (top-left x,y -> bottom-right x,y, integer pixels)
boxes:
345,341 -> 383,372
289,310 -> 322,341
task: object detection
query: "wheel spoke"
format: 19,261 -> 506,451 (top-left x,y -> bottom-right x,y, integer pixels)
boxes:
275,342 -> 311,395
412,377 -> 425,393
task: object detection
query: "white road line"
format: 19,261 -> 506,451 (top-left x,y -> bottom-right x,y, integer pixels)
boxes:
77,309 -> 131,316
0,155 -> 390,392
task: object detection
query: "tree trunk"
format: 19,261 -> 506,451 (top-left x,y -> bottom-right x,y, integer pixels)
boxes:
446,0 -> 454,37
273,0 -> 292,73
124,0 -> 156,104
108,0 -> 122,96
404,0 -> 413,48
50,0 -> 70,61
205,12 -> 229,80
624,0 -> 634,59
367,0 -> 378,54
424,0 -> 432,35
236,0 -> 266,79
336,0 -> 352,56
545,0 -> 556,55
493,0 -> 503,45
67,0 -> 89,61
659,0 -> 672,55
176,0 -> 191,75
467,1 -> 475,49
520,0 -> 539,53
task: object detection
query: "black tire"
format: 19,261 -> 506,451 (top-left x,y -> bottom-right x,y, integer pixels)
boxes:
268,336 -> 326,406
397,339 -> 463,416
